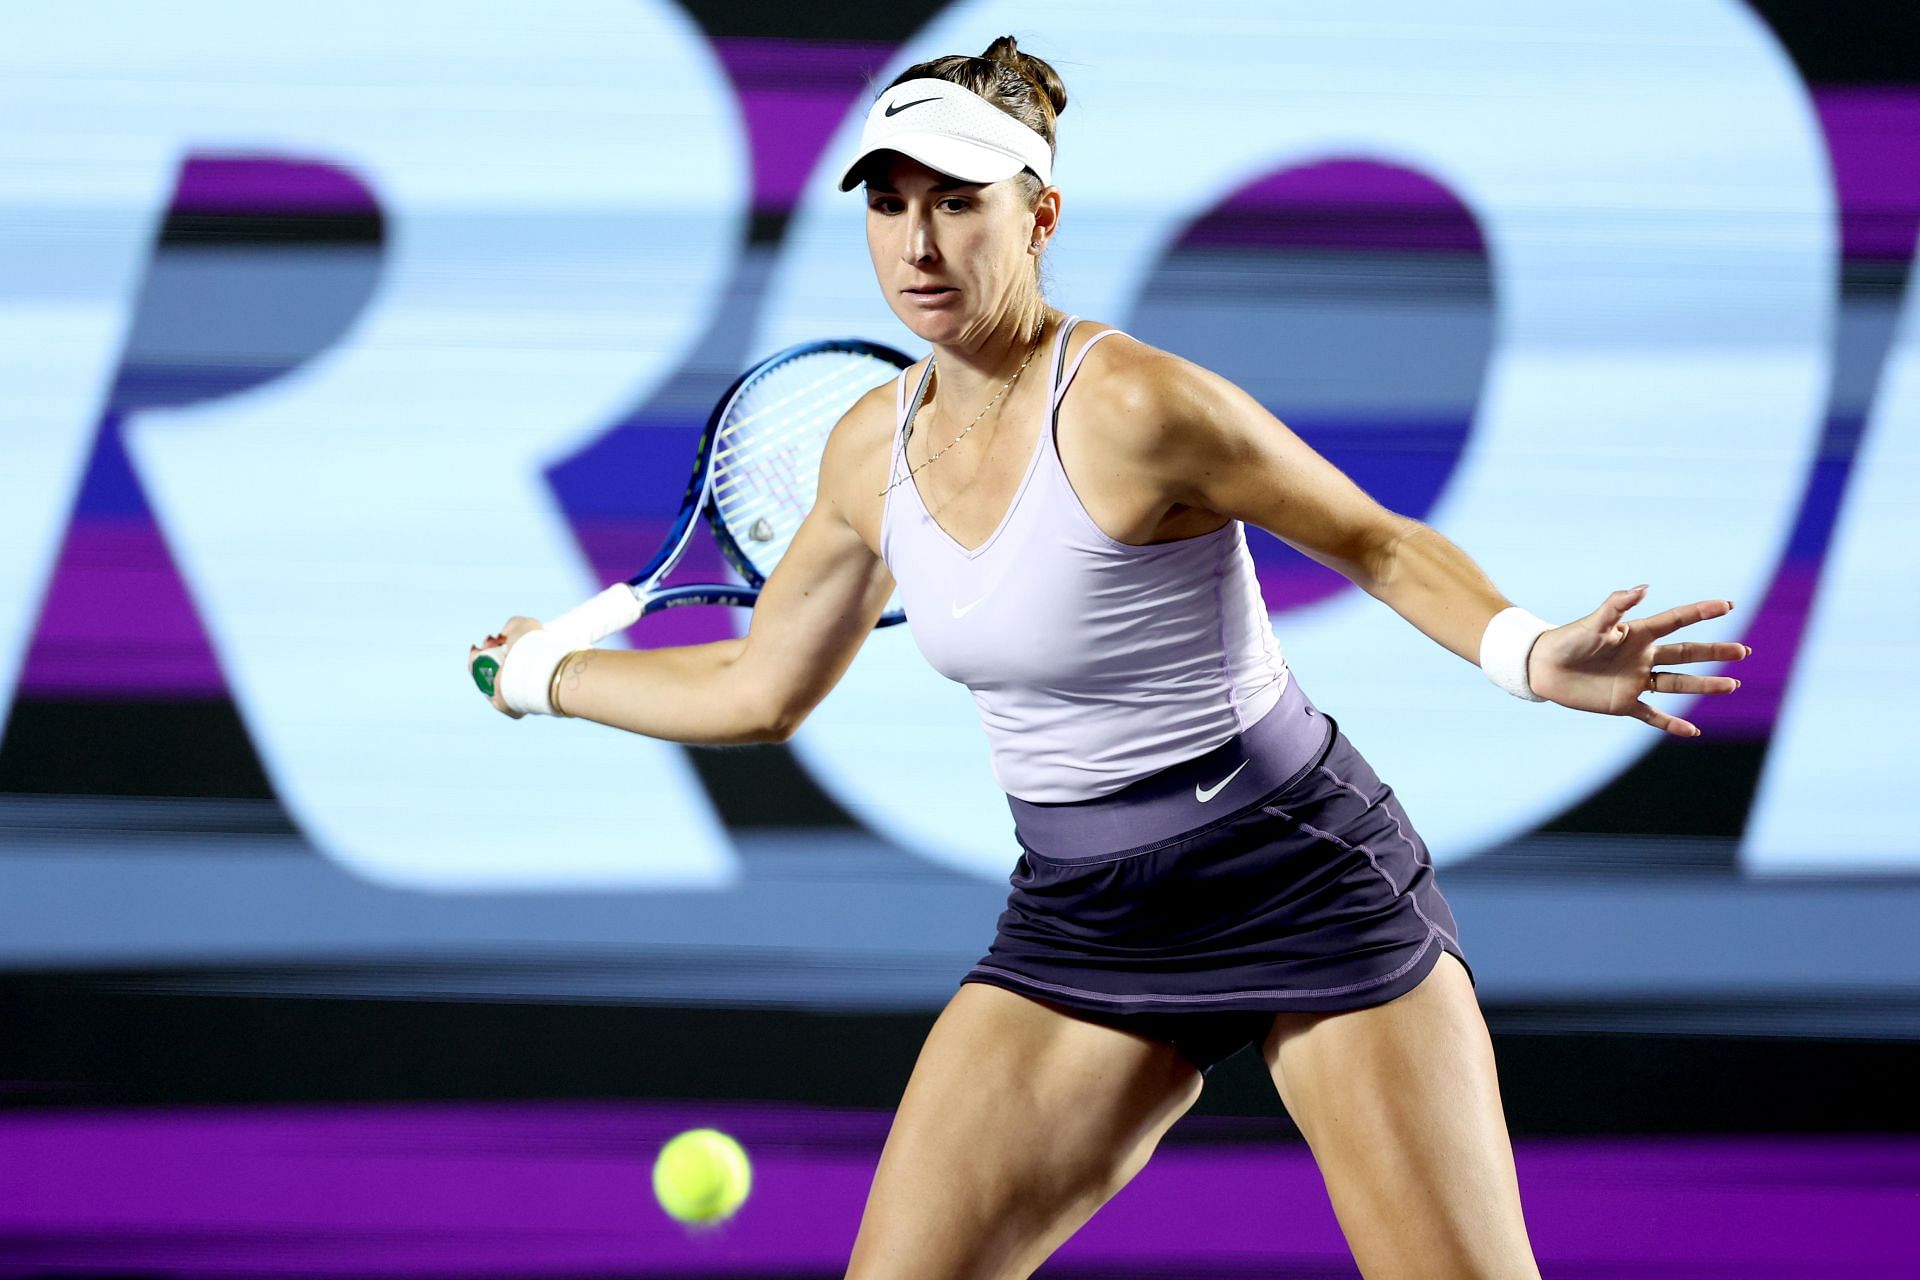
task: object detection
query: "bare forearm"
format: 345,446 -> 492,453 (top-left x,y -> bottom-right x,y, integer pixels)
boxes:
1363,520 -> 1518,665
549,637 -> 779,745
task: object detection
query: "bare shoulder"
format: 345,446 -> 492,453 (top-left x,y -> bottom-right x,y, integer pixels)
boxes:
1065,319 -> 1405,575
1058,324 -> 1219,457
816,358 -> 920,545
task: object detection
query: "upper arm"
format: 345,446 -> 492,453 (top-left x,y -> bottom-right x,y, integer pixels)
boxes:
725,380 -> 898,738
1100,343 -> 1412,586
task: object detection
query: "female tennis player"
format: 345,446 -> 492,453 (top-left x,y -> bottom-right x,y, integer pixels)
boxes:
471,36 -> 1748,1280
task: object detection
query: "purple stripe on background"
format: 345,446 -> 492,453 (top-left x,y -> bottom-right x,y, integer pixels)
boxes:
12,517 -> 741,700
1181,159 -> 1489,253
169,155 -> 382,217
712,38 -> 892,212
18,516 -> 221,699
1,1101 -> 1915,1276
1815,88 -> 1920,261
152,66 -> 1920,265
3,508 -> 1842,725
712,36 -> 891,84
707,35 -> 1920,264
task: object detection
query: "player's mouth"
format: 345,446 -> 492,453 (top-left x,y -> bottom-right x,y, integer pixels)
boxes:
903,285 -> 959,308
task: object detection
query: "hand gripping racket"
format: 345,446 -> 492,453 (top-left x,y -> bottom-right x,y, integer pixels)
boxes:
470,338 -> 913,698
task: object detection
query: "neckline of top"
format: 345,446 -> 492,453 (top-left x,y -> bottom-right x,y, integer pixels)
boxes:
895,315 -> 1079,559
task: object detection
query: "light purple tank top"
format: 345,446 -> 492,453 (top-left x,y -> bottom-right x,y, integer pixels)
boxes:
878,316 -> 1289,802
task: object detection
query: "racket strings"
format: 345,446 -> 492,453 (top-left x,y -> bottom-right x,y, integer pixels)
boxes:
711,362 -> 879,479
711,353 -> 901,577
711,362 -> 886,487
717,358 -> 884,442
713,394 -> 840,513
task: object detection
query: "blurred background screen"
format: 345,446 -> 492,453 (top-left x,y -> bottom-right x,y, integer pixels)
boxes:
3,1 -> 1917,1276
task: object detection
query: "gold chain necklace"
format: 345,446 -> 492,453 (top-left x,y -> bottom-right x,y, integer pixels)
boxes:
878,323 -> 1046,498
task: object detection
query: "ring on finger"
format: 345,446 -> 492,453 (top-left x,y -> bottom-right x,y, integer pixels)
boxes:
1648,669 -> 1662,691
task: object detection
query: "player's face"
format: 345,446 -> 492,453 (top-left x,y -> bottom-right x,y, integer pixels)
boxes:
864,153 -> 1039,349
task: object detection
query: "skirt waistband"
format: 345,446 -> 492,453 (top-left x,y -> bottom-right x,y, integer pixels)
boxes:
1004,672 -> 1332,860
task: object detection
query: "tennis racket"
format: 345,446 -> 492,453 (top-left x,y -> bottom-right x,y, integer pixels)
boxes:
470,337 -> 914,698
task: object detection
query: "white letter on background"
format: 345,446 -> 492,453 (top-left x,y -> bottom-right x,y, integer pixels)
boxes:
3,1 -> 749,887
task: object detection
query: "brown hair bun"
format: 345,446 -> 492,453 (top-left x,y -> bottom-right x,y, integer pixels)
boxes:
885,35 -> 1069,182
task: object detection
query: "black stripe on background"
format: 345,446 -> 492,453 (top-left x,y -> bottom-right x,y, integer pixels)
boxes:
4,973 -> 1915,1135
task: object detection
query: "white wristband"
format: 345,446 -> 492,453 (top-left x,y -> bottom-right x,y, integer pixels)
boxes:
499,628 -> 576,717
1480,606 -> 1554,702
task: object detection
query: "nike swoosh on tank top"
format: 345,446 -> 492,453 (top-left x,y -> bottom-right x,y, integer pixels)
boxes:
878,315 -> 1289,802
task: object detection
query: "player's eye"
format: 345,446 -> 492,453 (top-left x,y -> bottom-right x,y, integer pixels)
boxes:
868,196 -> 903,214
937,197 -> 971,213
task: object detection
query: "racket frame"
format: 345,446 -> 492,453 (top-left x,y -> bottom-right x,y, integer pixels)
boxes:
472,337 -> 912,698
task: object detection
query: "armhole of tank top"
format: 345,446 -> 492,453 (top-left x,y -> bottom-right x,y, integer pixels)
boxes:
1052,325 -> 1127,413
881,361 -> 933,555
1047,314 -> 1080,398
1045,326 -> 1142,552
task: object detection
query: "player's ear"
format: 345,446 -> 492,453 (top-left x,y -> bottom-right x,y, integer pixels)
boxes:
1029,185 -> 1061,252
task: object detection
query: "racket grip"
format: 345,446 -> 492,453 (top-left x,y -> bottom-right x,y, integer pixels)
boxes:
469,584 -> 643,703
470,645 -> 511,700
544,582 -> 646,648
468,628 -> 576,714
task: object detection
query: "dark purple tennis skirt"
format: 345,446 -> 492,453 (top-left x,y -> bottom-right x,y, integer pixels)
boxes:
960,672 -> 1475,1075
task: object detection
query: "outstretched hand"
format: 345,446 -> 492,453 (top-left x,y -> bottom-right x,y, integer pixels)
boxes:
1525,585 -> 1750,738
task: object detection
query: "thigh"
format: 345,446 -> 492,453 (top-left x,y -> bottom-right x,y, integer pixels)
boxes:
1261,951 -> 1541,1280
847,980 -> 1205,1280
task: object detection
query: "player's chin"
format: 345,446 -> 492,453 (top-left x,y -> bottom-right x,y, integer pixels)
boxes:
885,297 -> 970,343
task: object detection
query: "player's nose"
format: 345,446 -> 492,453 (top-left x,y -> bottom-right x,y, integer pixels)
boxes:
903,211 -> 936,263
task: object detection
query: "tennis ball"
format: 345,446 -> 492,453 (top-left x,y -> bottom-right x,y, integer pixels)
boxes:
652,1128 -> 752,1225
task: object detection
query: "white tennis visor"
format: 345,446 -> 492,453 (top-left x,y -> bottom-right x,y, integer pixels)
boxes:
837,77 -> 1053,192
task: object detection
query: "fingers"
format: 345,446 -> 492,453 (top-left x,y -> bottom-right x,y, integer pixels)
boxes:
1599,584 -> 1650,627
1652,640 -> 1752,666
1646,637 -> 1751,695
1632,633 -> 1757,730
1650,670 -> 1742,695
1633,596 -> 1735,640
1627,699 -> 1701,738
